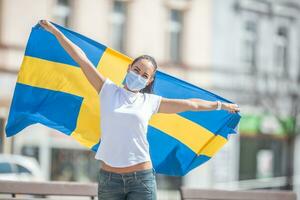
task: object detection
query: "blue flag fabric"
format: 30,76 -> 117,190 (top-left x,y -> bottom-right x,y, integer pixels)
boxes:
5,22 -> 241,176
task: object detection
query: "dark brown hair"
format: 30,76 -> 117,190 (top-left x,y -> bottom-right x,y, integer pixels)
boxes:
130,55 -> 158,94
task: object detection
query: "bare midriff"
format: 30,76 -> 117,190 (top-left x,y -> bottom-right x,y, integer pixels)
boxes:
100,160 -> 153,173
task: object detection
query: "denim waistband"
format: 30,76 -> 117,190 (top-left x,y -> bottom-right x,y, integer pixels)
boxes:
99,167 -> 156,179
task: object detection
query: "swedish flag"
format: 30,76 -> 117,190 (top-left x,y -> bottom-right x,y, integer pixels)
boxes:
5,22 -> 241,176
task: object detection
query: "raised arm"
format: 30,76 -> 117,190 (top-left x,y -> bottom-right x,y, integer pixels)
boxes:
158,98 -> 240,114
38,20 -> 105,94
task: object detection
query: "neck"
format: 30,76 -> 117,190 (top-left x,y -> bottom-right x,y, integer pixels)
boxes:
124,85 -> 139,93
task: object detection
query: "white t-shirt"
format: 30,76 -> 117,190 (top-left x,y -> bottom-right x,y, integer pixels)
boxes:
95,78 -> 162,167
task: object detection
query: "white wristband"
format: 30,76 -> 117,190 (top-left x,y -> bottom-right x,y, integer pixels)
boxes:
216,101 -> 222,110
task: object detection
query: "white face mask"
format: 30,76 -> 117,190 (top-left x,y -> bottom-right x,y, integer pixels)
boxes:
125,71 -> 148,91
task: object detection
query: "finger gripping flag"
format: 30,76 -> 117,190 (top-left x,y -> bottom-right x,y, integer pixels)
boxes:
5,22 -> 241,176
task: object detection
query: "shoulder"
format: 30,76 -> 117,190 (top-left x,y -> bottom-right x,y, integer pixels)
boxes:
144,93 -> 162,114
99,78 -> 119,96
144,92 -> 162,101
103,77 -> 116,86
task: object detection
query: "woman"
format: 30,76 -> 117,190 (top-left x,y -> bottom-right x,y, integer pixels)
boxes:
39,20 -> 240,200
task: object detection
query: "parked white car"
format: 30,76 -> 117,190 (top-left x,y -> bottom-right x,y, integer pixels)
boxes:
0,154 -> 44,181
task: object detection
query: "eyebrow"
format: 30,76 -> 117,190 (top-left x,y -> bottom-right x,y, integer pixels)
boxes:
134,65 -> 150,76
133,66 -> 141,71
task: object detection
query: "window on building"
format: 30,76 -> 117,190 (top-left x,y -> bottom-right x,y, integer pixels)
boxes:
239,135 -> 288,184
274,27 -> 289,77
21,146 -> 40,163
111,0 -> 127,53
242,20 -> 258,74
51,148 -> 100,182
53,0 -> 71,27
156,174 -> 183,190
168,9 -> 183,64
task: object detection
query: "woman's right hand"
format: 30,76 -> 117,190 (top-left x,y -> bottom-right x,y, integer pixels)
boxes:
222,102 -> 240,113
39,20 -> 57,35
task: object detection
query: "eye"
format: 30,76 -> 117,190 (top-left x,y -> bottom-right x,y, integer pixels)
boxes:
142,75 -> 148,79
133,69 -> 139,74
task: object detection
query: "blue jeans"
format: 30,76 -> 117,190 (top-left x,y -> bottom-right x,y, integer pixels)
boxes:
98,168 -> 157,200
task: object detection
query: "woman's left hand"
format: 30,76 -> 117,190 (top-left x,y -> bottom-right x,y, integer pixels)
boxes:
39,19 -> 58,35
222,103 -> 240,113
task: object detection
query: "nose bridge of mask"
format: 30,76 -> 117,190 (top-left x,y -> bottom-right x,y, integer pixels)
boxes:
131,70 -> 147,83
125,70 -> 148,91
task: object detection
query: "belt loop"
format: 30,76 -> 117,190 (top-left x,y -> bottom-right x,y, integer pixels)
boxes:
134,171 -> 137,180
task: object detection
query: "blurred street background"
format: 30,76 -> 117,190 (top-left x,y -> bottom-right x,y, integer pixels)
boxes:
0,0 -> 300,199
